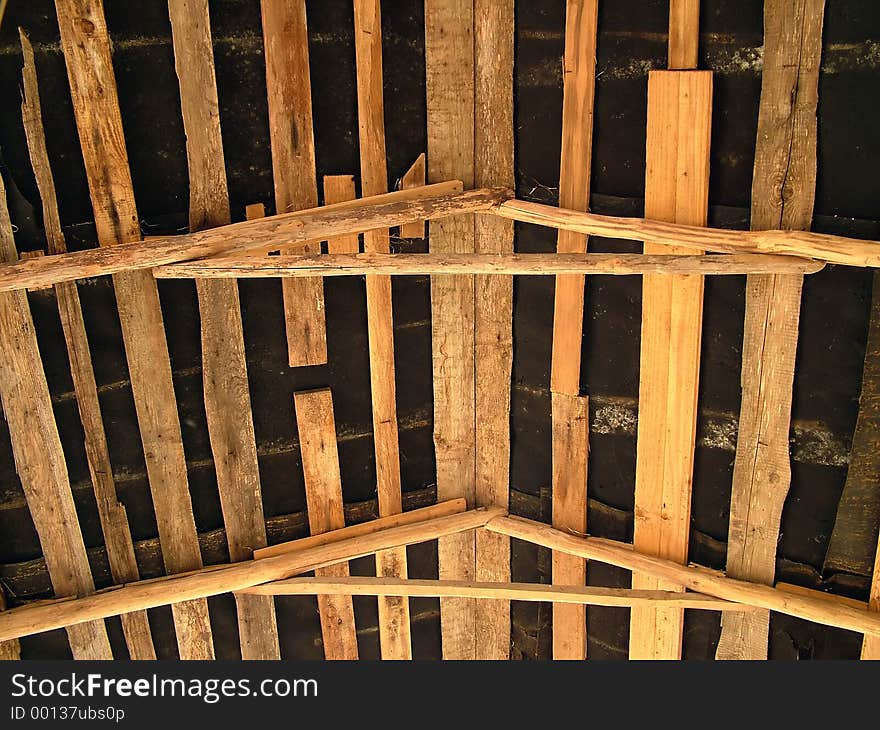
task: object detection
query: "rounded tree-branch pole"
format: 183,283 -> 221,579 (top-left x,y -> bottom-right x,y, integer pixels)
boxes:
0,505 -> 498,643
494,199 -> 880,268
154,252 -> 824,279
485,514 -> 880,637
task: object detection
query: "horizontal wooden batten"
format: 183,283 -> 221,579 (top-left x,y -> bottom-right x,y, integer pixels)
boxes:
238,576 -> 757,611
485,515 -> 880,637
0,507 -> 504,642
495,199 -> 880,267
155,252 -> 823,278
0,184 -> 500,292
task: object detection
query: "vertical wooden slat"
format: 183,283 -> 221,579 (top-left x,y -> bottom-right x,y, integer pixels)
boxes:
19,29 -> 154,660
398,154 -> 427,239
550,0 -> 598,661
323,176 -> 359,253
0,174 -> 112,660
260,0 -> 327,367
168,0 -> 280,661
426,0 -> 477,660
474,0 -> 514,660
717,0 -> 825,661
294,389 -> 359,660
668,0 -> 700,70
630,69 -> 712,660
54,0 -> 214,660
353,0 -> 412,660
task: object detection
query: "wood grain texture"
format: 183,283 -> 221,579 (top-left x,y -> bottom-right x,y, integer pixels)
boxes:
426,0 -> 477,660
168,0 -> 279,661
717,0 -> 824,661
551,0 -> 598,396
261,0 -> 326,367
19,29 -> 154,660
630,69 -> 712,660
668,0 -> 700,70
487,515 -> 880,637
551,393 -> 589,659
54,0 -> 214,660
323,176 -> 359,253
158,252 -> 823,279
826,272 -> 880,579
0,591 -> 19,660
398,154 -> 427,238
0,175 -> 112,660
474,0 -> 514,660
354,0 -> 412,660
294,389 -> 359,660
0,507 -> 505,642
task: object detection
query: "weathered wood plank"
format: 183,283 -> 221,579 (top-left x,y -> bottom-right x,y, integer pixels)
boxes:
0,507 -> 505,642
261,0 -> 327,367
323,176 -> 359,253
398,154 -> 427,239
474,0 -> 514,660
717,0 -> 825,661
294,389 -> 359,660
668,0 -> 700,70
168,0 -> 279,661
19,28 -> 154,660
551,392 -> 589,659
0,591 -> 19,660
630,69 -> 712,660
426,0 -> 477,660
0,174 -> 112,660
54,0 -> 214,660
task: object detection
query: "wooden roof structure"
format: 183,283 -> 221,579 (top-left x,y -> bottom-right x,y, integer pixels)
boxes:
0,0 -> 878,660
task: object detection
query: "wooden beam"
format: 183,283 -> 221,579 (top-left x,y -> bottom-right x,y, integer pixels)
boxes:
0,591 -> 19,660
630,70 -> 712,660
0,174 -> 113,660
426,0 -> 477,660
239,576 -> 757,611
668,0 -> 700,70
398,154 -> 427,238
168,0 -> 279,661
551,392 -> 589,659
323,176 -> 359,253
0,507 -> 505,643
54,0 -> 214,659
0,185 -> 496,292
294,389 -> 358,660
254,499 -> 467,559
474,0 -> 515,660
486,515 -> 880,637
155,252 -> 824,279
354,0 -> 412,660
492,200 -> 880,267
19,29 -> 154,660
717,0 -> 825,661
260,0 -> 326,367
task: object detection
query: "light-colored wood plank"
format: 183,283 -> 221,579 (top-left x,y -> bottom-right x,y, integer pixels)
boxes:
398,154 -> 427,238
0,591 -> 20,660
630,69 -> 712,660
551,0 -> 598,396
260,0 -> 326,367
323,176 -> 359,253
168,0 -> 279,661
254,499 -> 467,559
474,0 -> 514,660
493,199 -> 879,267
294,389 -> 358,660
54,0 -> 213,660
0,184 -> 497,292
241,576 -> 757,610
668,0 -> 700,70
157,252 -> 823,279
551,393 -> 589,659
0,174 -> 112,660
19,29 -> 154,660
426,0 -> 477,660
354,0 -> 412,660
0,507 -> 505,642
487,515 -> 880,637
717,0 -> 825,661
